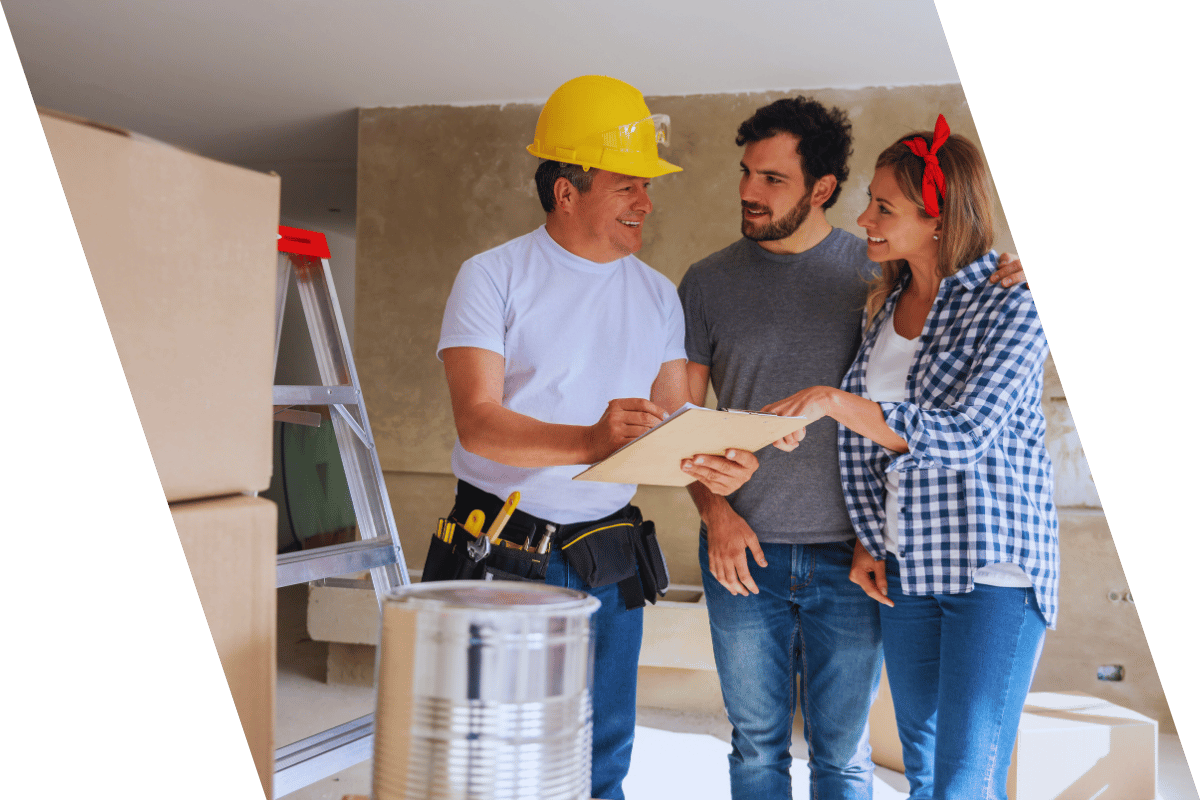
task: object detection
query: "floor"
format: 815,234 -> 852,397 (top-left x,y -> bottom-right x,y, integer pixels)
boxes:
275,584 -> 1198,800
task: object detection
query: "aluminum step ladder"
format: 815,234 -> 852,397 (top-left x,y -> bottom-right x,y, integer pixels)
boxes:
271,225 -> 409,797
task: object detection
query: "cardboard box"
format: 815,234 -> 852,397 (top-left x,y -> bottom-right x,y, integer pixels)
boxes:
1009,691 -> 1158,800
307,579 -> 380,646
173,494 -> 277,797
308,581 -> 716,662
40,108 -> 280,503
638,585 -> 716,671
870,666 -> 1158,799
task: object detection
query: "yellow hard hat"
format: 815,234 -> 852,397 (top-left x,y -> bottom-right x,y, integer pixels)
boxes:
527,75 -> 682,178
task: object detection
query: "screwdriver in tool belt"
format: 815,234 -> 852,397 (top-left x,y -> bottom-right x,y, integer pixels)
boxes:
486,491 -> 520,545
464,509 -> 486,538
535,523 -> 556,554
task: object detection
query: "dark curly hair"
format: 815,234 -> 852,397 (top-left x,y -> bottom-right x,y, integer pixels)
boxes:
736,96 -> 853,209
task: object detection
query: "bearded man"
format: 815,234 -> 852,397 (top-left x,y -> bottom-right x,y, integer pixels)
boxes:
678,96 -> 1024,800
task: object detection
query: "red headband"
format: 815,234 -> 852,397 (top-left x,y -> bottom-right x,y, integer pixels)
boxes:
903,114 -> 951,217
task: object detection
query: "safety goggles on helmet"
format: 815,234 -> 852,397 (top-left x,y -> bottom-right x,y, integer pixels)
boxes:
527,75 -> 682,179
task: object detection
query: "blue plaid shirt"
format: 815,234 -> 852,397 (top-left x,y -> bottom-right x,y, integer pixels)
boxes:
839,251 -> 1059,627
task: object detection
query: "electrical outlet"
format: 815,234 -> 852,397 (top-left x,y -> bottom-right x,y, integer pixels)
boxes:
1106,589 -> 1134,605
1097,664 -> 1124,681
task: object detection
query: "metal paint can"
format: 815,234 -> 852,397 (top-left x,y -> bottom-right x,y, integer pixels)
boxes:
372,580 -> 600,800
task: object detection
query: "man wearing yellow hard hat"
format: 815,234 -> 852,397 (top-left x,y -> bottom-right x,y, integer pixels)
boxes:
436,75 -> 759,799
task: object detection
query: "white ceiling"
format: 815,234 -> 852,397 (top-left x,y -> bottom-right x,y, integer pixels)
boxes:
4,0 -> 960,227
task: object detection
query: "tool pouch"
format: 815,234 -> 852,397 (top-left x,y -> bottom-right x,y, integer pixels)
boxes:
562,506 -> 670,609
561,518 -> 639,589
483,542 -> 549,582
633,520 -> 670,604
421,483 -> 550,583
420,523 -> 486,583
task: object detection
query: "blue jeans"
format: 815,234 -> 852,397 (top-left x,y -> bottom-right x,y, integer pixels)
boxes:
701,536 -> 883,800
544,546 -> 642,800
880,555 -> 1046,800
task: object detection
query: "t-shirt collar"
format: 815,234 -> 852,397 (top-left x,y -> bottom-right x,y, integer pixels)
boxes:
535,225 -> 631,274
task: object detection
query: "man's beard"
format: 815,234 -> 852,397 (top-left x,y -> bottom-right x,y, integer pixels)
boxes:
741,191 -> 813,241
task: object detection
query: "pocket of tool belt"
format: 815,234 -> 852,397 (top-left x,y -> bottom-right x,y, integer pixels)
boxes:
635,520 -> 670,603
562,512 -> 670,602
420,525 -> 486,582
484,540 -> 548,582
562,519 -> 639,588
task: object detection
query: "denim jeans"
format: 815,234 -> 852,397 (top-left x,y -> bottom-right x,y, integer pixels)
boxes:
880,554 -> 1046,800
701,536 -> 883,800
544,545 -> 642,800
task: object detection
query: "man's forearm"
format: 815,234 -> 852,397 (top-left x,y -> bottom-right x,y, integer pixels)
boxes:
687,479 -> 735,527
457,400 -> 595,467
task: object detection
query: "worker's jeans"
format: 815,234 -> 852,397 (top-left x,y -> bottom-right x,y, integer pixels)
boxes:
880,554 -> 1046,800
701,536 -> 882,800
544,546 -> 642,800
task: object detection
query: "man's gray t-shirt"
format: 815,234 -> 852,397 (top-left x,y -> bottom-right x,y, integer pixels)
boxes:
679,229 -> 876,544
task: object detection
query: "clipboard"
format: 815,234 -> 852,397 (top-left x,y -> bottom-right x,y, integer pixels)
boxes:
572,403 -> 809,487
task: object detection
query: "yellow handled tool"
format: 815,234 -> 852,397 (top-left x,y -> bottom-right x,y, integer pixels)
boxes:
486,491 -> 521,544
464,509 -> 486,538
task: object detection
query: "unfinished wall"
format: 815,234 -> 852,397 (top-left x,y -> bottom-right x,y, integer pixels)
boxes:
354,84 -> 1171,731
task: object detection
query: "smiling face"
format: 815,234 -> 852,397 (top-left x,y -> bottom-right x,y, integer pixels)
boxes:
563,168 -> 653,262
738,133 -> 814,247
857,165 -> 940,269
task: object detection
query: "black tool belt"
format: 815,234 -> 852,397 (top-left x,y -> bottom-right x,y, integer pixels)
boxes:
420,481 -> 670,609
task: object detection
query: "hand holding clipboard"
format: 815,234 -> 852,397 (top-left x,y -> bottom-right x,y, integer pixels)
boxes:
573,403 -> 809,487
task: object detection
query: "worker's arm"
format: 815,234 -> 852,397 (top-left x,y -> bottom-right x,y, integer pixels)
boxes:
443,346 -> 667,467
682,361 -> 768,596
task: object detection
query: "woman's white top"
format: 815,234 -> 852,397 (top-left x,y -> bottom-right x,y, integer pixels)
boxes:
864,305 -> 1032,589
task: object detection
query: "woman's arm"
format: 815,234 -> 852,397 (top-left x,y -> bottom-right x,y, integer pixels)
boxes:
763,386 -> 908,453
769,291 -> 1049,471
877,295 -> 1049,471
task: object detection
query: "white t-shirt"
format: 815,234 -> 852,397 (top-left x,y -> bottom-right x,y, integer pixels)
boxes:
437,225 -> 686,523
865,305 -> 1031,588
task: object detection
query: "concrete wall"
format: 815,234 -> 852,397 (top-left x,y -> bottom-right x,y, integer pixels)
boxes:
354,84 -> 1172,731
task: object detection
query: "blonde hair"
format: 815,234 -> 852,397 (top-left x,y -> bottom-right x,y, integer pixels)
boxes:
863,129 -> 995,326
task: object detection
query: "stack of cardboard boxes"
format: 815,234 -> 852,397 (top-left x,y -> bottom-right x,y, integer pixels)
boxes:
41,109 -> 281,796
870,665 -> 1158,799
